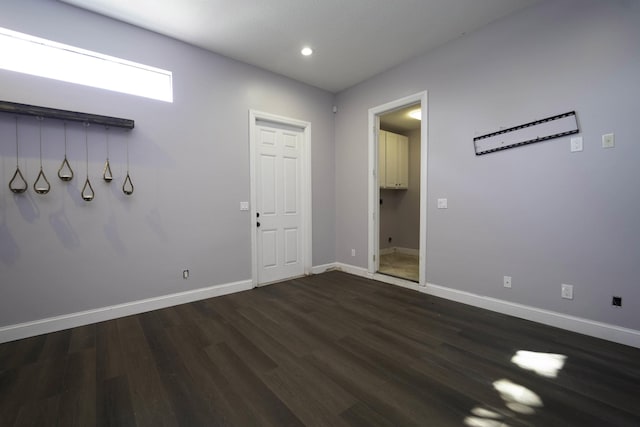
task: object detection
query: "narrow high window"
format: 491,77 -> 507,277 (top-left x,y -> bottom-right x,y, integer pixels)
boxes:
0,27 -> 173,102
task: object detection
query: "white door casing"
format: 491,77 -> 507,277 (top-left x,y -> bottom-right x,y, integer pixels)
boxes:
249,111 -> 312,286
368,91 -> 428,287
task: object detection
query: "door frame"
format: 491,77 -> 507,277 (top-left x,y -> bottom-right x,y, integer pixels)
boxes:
368,91 -> 428,287
249,110 -> 312,287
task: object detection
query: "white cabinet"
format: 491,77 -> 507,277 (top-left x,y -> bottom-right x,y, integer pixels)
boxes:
379,130 -> 408,189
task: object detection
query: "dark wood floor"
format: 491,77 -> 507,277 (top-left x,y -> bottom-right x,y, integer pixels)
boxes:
1,271 -> 639,426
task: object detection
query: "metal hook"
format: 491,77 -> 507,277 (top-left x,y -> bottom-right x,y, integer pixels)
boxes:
9,117 -> 27,194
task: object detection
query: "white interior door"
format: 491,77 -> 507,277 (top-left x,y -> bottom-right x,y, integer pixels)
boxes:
255,122 -> 305,285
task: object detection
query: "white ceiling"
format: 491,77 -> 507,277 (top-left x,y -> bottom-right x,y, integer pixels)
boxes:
60,0 -> 540,93
381,104 -> 422,133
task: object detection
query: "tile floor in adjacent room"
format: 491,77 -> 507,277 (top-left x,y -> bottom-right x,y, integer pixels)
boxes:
379,251 -> 419,282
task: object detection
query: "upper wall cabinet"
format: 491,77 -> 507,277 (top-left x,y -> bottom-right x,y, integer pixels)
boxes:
379,130 -> 408,190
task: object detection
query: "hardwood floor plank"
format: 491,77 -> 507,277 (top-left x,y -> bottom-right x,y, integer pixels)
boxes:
38,329 -> 71,362
0,365 -> 18,402
261,366 -> 352,427
68,324 -> 96,354
163,322 -> 261,426
337,335 -> 472,424
27,357 -> 67,400
235,305 -> 319,357
61,348 -> 96,391
205,342 -> 306,427
12,394 -> 60,427
96,321 -> 126,381
53,351 -> 95,427
1,271 -> 639,426
138,311 -> 217,426
206,299 -> 360,419
0,335 -> 45,370
306,344 -> 433,426
116,316 -> 179,427
57,350 -> 97,427
219,323 -> 279,374
340,402 -> 401,427
97,376 -> 137,427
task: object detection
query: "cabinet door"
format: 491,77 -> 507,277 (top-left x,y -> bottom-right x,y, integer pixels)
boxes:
396,134 -> 409,189
378,130 -> 386,188
385,131 -> 399,188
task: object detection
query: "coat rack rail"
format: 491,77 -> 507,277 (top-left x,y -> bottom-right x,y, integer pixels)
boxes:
0,100 -> 134,129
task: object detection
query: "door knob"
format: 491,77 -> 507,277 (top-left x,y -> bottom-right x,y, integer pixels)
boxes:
257,221 -> 261,227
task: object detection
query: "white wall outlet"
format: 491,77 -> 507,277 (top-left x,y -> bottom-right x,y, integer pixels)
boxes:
561,283 -> 573,300
240,201 -> 249,211
570,136 -> 583,152
503,276 -> 512,288
351,249 -> 356,256
183,269 -> 189,279
437,198 -> 448,209
602,133 -> 615,148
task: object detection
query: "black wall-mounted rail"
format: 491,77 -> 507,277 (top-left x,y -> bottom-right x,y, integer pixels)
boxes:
473,111 -> 578,156
0,100 -> 134,129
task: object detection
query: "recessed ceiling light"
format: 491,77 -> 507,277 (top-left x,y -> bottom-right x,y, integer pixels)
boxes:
409,109 -> 421,120
301,47 -> 313,56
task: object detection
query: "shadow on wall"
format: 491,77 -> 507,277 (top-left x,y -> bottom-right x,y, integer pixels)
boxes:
49,206 -> 80,250
104,213 -> 127,255
0,221 -> 20,265
145,207 -> 168,242
14,192 -> 39,223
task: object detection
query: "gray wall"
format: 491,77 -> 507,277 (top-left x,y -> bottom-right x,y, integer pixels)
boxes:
335,0 -> 640,330
0,0 -> 335,327
379,189 -> 404,250
397,129 -> 421,250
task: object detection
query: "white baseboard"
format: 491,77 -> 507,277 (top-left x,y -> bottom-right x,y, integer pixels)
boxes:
334,262 -> 640,348
311,262 -> 338,274
335,262 -> 423,291
379,247 -> 419,256
4,265 -> 639,349
425,283 -> 640,348
334,262 -> 370,277
396,247 -> 419,256
0,279 -> 253,344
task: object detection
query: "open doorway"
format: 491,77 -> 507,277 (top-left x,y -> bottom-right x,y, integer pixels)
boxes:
378,104 -> 421,281
368,92 -> 427,288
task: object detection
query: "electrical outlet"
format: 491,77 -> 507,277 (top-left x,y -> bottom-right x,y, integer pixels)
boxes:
183,269 -> 189,279
351,249 -> 356,257
561,284 -> 573,300
612,296 -> 622,307
503,276 -> 512,288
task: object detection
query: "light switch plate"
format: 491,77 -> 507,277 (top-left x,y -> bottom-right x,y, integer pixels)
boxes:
602,133 -> 615,149
570,136 -> 583,152
240,201 -> 249,211
437,198 -> 448,209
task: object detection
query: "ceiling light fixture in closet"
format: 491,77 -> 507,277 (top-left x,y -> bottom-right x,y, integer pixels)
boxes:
409,109 -> 421,121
